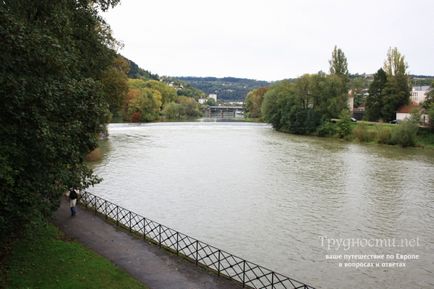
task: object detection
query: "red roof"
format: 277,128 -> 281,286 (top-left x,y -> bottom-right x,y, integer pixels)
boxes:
397,103 -> 420,113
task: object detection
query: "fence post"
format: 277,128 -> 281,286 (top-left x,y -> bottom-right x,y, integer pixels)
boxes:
104,200 -> 107,220
158,224 -> 162,247
217,250 -> 221,276
116,205 -> 119,226
242,260 -> 246,287
271,271 -> 275,289
143,217 -> 146,240
195,240 -> 199,265
129,211 -> 132,232
176,232 -> 179,255
93,196 -> 97,214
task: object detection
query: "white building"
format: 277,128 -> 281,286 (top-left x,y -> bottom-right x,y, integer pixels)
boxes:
208,94 -> 217,102
410,86 -> 430,104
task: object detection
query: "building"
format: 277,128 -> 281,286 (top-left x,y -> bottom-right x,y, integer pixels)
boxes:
410,86 -> 430,104
208,94 -> 217,102
396,103 -> 429,125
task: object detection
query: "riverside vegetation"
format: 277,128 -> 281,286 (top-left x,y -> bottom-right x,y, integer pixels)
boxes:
0,1 -> 151,288
244,46 -> 434,148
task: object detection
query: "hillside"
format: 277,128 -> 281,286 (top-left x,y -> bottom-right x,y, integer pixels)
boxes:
177,76 -> 270,102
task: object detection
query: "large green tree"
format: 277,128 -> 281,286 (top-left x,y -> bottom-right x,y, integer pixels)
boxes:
365,68 -> 388,121
261,73 -> 348,134
101,55 -> 130,119
381,47 -> 410,121
244,87 -> 268,119
0,0 -> 120,242
329,45 -> 349,80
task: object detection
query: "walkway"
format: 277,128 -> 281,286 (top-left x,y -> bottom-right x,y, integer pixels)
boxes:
53,199 -> 242,289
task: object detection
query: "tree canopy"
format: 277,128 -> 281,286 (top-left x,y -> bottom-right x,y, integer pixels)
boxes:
329,46 -> 349,79
0,0 -> 120,242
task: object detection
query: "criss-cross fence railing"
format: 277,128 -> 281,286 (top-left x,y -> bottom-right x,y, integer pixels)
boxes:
79,191 -> 315,289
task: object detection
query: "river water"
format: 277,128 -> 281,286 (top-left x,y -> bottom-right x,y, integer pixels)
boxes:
90,122 -> 434,289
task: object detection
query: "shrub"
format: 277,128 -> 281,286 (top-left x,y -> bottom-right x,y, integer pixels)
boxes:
376,126 -> 393,144
353,124 -> 376,142
391,120 -> 419,147
316,121 -> 337,137
336,110 -> 352,139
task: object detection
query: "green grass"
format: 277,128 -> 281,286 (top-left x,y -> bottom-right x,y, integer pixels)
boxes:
3,222 -> 148,289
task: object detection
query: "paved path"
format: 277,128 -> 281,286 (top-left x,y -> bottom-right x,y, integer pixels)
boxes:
53,199 -> 243,289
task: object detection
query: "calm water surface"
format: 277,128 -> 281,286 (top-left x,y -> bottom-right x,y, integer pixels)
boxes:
90,122 -> 434,289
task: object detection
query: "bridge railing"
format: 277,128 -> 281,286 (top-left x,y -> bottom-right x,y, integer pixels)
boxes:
79,191 -> 315,289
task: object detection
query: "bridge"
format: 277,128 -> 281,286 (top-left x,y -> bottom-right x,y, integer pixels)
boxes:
205,106 -> 244,118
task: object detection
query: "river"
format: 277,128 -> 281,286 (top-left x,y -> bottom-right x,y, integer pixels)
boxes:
90,122 -> 434,289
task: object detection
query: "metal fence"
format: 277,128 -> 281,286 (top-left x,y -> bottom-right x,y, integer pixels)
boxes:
79,191 -> 315,289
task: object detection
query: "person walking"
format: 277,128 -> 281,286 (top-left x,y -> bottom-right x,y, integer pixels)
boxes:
68,187 -> 79,216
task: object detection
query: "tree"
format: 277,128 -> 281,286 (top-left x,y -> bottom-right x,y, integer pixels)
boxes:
329,46 -> 349,79
365,68 -> 387,121
125,80 -> 162,122
143,80 -> 177,106
383,47 -> 408,77
100,55 -> 129,119
427,103 -> 434,131
0,0 -> 120,242
206,98 -> 216,106
244,87 -> 268,119
422,81 -> 434,109
380,47 -> 410,122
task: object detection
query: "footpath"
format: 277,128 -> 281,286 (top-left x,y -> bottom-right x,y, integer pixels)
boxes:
53,199 -> 242,289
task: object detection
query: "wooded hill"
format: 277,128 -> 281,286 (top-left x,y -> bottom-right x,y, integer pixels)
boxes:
177,76 -> 270,101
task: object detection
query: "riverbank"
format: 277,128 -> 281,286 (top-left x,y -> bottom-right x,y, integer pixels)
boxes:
1,220 -> 148,289
271,119 -> 434,149
103,118 -> 433,150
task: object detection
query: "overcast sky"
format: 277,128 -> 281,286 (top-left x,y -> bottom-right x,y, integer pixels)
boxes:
103,0 -> 434,81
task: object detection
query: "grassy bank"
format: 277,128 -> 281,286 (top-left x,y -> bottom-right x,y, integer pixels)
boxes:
350,121 -> 434,149
1,221 -> 148,289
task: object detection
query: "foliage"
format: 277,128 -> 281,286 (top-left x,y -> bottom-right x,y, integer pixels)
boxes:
349,77 -> 369,108
365,68 -> 387,121
336,110 -> 352,139
244,87 -> 268,119
125,81 -> 162,122
4,221 -> 148,289
383,47 -> 408,77
365,48 -> 410,122
261,71 -> 348,135
0,0 -> 119,243
101,55 -> 130,119
261,80 -> 295,130
382,74 -> 410,122
124,56 -> 159,80
381,48 -> 410,122
391,119 -> 419,147
353,124 -> 376,142
205,98 -> 216,106
177,76 -> 270,101
329,45 -> 349,80
427,103 -> 434,131
376,126 -> 393,144
162,96 -> 201,120
421,81 -> 434,109
123,79 -> 201,122
316,121 -> 337,137
142,80 -> 177,106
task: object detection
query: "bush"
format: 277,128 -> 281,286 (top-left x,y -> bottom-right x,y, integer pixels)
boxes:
316,121 -> 337,137
376,126 -> 393,144
391,120 -> 419,147
336,110 -> 352,139
353,124 -> 376,142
